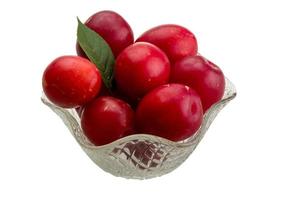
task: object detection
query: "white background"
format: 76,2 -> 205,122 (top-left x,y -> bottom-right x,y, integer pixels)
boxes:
0,0 -> 286,199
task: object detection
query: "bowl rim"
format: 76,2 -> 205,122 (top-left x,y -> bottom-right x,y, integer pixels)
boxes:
41,77 -> 236,150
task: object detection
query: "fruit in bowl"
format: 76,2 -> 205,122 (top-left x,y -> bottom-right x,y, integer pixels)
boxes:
81,96 -> 135,146
115,42 -> 170,103
170,55 -> 225,112
136,83 -> 203,141
42,56 -> 102,108
136,24 -> 198,63
41,10 -> 236,179
76,10 -> 134,58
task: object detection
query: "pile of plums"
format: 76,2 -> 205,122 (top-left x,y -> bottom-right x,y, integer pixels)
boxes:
42,10 -> 225,146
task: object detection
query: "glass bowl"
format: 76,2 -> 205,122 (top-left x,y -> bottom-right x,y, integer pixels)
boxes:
41,77 -> 236,179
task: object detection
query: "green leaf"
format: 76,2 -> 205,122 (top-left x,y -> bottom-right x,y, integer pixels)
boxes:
77,17 -> 114,89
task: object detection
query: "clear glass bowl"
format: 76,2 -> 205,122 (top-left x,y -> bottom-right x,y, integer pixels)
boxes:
41,77 -> 236,179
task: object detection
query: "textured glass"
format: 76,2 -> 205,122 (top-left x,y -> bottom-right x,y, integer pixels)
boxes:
41,77 -> 236,179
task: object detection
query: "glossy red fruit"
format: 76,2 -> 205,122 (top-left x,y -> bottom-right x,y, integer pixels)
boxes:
76,84 -> 112,117
81,96 -> 135,146
136,84 -> 203,141
136,24 -> 197,63
42,56 -> 102,108
115,42 -> 170,103
77,10 -> 134,58
170,55 -> 225,112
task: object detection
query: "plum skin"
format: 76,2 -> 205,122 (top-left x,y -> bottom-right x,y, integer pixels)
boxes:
81,96 -> 135,146
42,56 -> 102,108
136,83 -> 203,141
77,10 -> 134,58
136,24 -> 197,63
170,55 -> 225,112
115,42 -> 170,103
